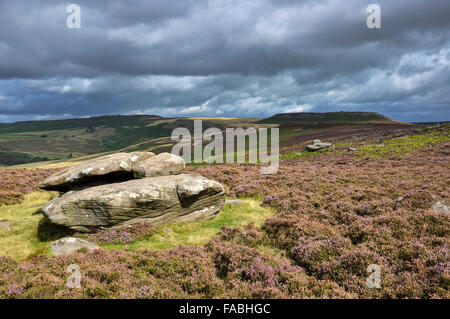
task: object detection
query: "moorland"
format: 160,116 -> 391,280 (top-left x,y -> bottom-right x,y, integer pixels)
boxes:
0,112 -> 448,298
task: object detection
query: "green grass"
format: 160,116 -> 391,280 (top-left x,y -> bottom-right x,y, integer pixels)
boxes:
0,191 -> 59,260
0,193 -> 274,259
356,129 -> 450,158
0,133 -> 37,139
101,198 -> 273,251
279,148 -> 333,160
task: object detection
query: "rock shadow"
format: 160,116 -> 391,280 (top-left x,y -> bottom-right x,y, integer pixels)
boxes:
37,218 -> 73,242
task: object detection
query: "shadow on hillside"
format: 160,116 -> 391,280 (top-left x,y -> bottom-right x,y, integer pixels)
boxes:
37,218 -> 73,242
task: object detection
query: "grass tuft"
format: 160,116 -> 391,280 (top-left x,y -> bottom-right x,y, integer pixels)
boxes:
0,191 -> 59,260
356,128 -> 450,158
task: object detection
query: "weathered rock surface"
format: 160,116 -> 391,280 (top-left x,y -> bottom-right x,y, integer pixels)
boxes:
51,237 -> 99,255
305,139 -> 334,152
431,198 -> 450,214
42,174 -> 225,232
134,152 -> 185,178
0,220 -> 12,231
40,151 -> 224,233
39,152 -> 155,192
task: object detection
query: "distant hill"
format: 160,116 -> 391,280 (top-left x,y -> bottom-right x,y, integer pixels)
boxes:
0,114 -> 264,166
0,112 -> 401,167
258,111 -> 395,124
0,115 -> 171,166
0,115 -> 163,133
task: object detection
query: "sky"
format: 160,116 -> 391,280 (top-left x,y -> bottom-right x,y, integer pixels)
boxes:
0,0 -> 449,123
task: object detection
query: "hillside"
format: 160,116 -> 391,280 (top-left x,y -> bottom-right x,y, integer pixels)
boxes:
0,115 -> 163,133
258,111 -> 396,124
0,112 -> 411,166
0,115 -> 268,166
0,115 -> 172,166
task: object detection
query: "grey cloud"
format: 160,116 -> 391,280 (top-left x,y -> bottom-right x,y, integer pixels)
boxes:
0,0 -> 449,122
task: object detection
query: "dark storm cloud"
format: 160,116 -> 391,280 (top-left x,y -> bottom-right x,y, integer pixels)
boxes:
0,0 -> 449,122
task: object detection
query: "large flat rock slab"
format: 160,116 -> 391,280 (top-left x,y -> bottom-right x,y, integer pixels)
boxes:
134,152 -> 185,178
41,174 -> 225,232
39,152 -> 155,192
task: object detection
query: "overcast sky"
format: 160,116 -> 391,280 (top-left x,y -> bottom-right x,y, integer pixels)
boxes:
0,0 -> 449,123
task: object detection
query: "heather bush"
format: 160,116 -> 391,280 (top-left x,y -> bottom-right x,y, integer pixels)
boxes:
205,239 -> 347,298
0,248 -> 226,299
82,223 -> 155,244
188,130 -> 449,299
219,223 -> 264,247
291,237 -> 351,274
261,195 -> 280,206
262,216 -> 339,249
0,256 -> 17,273
0,168 -> 58,205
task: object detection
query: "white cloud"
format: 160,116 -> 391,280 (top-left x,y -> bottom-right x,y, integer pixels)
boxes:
283,104 -> 313,113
